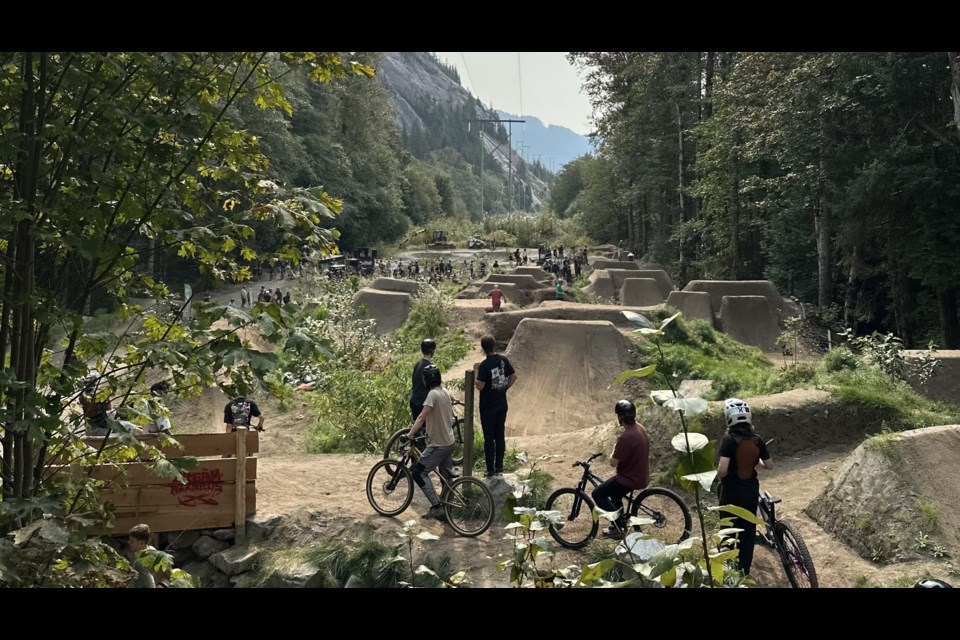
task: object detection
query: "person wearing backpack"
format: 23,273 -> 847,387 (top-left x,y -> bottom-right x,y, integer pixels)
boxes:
409,339 -> 436,451
472,335 -> 517,478
716,398 -> 774,576
223,397 -> 265,433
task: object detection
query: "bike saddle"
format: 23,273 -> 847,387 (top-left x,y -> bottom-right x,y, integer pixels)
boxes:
761,490 -> 781,504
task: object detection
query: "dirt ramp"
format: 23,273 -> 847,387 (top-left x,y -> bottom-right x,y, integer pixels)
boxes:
590,258 -> 641,271
808,425 -> 960,562
484,300 -> 661,346
585,269 -> 616,300
352,288 -> 412,334
620,278 -> 664,306
478,282 -> 532,307
683,280 -> 784,317
483,273 -> 540,292
503,319 -> 637,435
631,270 -> 674,299
666,291 -> 714,324
905,350 -> 960,404
719,295 -> 780,351
512,266 -> 552,282
370,277 -> 421,295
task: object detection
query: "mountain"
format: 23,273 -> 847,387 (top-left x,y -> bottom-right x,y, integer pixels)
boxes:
496,110 -> 592,171
377,52 -> 552,213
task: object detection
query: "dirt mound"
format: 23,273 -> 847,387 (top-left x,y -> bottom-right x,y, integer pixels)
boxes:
353,289 -> 413,334
905,350 -> 960,404
478,282 -> 532,307
586,269 -> 673,303
665,291 -> 714,325
585,269 -> 616,300
807,425 -> 960,563
501,319 -> 638,435
719,295 -> 780,351
484,300 -> 660,347
620,278 -> 664,306
683,280 -> 784,318
589,258 -> 641,271
370,277 -> 421,295
512,266 -> 552,282
483,273 -> 541,292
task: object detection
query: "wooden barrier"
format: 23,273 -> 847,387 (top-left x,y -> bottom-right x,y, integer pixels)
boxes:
75,431 -> 258,534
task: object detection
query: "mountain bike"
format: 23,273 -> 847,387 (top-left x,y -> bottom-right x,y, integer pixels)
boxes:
366,434 -> 493,538
545,452 -> 692,549
756,489 -> 818,588
383,399 -> 465,467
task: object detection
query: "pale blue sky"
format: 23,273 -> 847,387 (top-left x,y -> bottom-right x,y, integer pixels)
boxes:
433,52 -> 592,136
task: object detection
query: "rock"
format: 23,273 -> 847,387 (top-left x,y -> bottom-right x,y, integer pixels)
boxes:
182,560 -> 231,588
230,573 -> 260,588
209,545 -> 261,576
262,562 -> 325,588
485,473 -> 520,523
172,547 -> 196,568
246,513 -> 282,542
192,535 -> 229,560
211,528 -> 236,542
165,529 -> 200,550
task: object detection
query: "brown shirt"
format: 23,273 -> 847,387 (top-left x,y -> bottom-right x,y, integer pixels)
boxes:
613,422 -> 650,490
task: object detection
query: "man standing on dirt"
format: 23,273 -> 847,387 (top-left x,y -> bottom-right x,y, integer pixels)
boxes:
403,364 -> 455,520
223,397 -> 264,433
488,284 -> 505,312
716,398 -> 773,576
409,339 -> 436,450
593,400 -> 650,539
473,335 -> 517,478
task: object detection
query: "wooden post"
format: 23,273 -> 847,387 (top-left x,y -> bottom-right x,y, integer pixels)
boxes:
464,370 -> 475,478
235,427 -> 247,541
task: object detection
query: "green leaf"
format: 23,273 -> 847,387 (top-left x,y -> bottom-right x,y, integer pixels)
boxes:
637,327 -> 663,336
659,311 -> 682,330
579,558 -> 615,585
681,471 -> 718,492
612,364 -> 657,385
621,310 -> 655,329
671,432 -> 709,453
13,520 -> 43,547
664,397 -> 709,416
650,390 -> 680,405
711,504 -> 766,527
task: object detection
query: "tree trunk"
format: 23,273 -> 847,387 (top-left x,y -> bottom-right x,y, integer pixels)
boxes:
815,148 -> 832,308
949,52 -> 960,136
676,101 -> 687,280
704,52 -> 716,120
939,287 -> 960,349
844,245 -> 860,330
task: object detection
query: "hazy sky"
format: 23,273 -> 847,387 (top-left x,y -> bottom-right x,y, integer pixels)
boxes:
433,52 -> 593,136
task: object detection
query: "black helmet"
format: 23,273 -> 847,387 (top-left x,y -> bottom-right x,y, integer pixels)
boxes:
615,399 -> 636,420
422,364 -> 442,388
420,339 -> 436,355
914,578 -> 952,588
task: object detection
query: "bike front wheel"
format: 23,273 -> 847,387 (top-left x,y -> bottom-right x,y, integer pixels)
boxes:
775,520 -> 818,588
383,428 -> 425,461
631,487 -> 692,545
451,418 -> 464,467
442,477 -> 494,537
545,488 -> 598,549
366,459 -> 414,517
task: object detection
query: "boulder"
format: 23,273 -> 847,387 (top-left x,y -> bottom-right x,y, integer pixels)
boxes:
208,545 -> 261,576
192,535 -> 229,560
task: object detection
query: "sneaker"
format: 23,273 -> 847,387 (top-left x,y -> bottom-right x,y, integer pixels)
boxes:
494,468 -> 504,477
484,471 -> 495,479
601,526 -> 621,540
424,505 -> 446,520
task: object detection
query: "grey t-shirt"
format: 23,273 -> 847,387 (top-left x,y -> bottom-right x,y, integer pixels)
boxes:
423,387 -> 454,446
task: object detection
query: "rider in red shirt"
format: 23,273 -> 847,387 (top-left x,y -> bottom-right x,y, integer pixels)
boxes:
488,284 -> 505,312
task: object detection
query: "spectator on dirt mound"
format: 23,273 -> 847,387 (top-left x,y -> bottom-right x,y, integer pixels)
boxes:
223,396 -> 264,434
593,400 -> 650,539
716,398 -> 773,577
403,364 -> 456,521
488,283 -> 505,313
473,335 -> 517,478
555,279 -> 565,301
408,339 -> 436,451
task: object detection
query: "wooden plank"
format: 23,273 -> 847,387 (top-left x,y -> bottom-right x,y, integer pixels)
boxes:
84,458 -> 257,485
235,428 -> 247,541
111,511 -> 238,534
97,481 -> 256,509
79,431 -> 259,458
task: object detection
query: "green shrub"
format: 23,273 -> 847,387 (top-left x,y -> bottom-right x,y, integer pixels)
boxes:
824,346 -> 858,372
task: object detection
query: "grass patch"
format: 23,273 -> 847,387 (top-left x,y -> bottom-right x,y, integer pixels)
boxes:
918,498 -> 940,532
863,427 -> 902,462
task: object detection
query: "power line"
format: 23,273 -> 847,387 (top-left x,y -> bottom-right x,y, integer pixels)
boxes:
517,52 -> 524,119
459,52 -> 477,98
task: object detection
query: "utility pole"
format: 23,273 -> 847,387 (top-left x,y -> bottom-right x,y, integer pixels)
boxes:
468,117 -> 525,216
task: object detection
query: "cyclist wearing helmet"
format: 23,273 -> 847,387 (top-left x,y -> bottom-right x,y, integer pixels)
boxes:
717,397 -> 773,576
409,339 -> 437,450
914,578 -> 952,588
593,399 -> 650,539
404,364 -> 455,520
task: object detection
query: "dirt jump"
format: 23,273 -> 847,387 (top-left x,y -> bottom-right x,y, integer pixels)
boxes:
483,300 -> 661,346
905,350 -> 960,404
512,266 -> 552,282
353,288 -> 413,334
665,291 -> 714,324
683,280 -> 785,319
620,278 -> 664,306
500,318 -> 638,436
478,282 -> 532,307
370,277 -> 421,295
719,295 -> 781,351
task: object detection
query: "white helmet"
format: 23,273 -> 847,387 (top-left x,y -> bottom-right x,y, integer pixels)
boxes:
724,398 -> 752,429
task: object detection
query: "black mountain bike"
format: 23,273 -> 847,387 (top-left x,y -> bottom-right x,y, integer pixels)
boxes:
383,400 -> 465,467
366,436 -> 493,538
545,453 -> 692,549
756,489 -> 818,588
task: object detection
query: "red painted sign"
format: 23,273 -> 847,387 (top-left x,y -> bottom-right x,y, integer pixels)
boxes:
170,468 -> 223,507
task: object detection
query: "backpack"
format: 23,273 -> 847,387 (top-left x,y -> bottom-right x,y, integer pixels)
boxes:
732,434 -> 761,481
230,399 -> 253,427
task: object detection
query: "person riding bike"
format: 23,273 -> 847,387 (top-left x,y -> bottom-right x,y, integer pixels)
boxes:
402,364 -> 456,521
408,339 -> 436,451
592,400 -> 650,539
223,397 -> 265,433
716,397 -> 774,576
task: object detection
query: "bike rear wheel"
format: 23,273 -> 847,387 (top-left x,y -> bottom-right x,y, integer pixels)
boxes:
775,521 -> 818,588
631,487 -> 692,545
451,418 -> 464,467
545,488 -> 598,549
442,477 -> 494,537
383,428 -> 425,461
366,459 -> 414,517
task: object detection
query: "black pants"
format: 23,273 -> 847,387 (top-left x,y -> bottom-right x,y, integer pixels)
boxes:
719,483 -> 760,575
409,401 -> 427,449
592,477 -> 631,525
479,406 -> 507,473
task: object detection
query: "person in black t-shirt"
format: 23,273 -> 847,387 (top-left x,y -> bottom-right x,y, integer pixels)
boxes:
716,397 -> 773,576
223,397 -> 264,433
472,335 -> 517,478
409,339 -> 436,450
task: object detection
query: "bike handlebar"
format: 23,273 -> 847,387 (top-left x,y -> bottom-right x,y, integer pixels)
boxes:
573,452 -> 604,468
